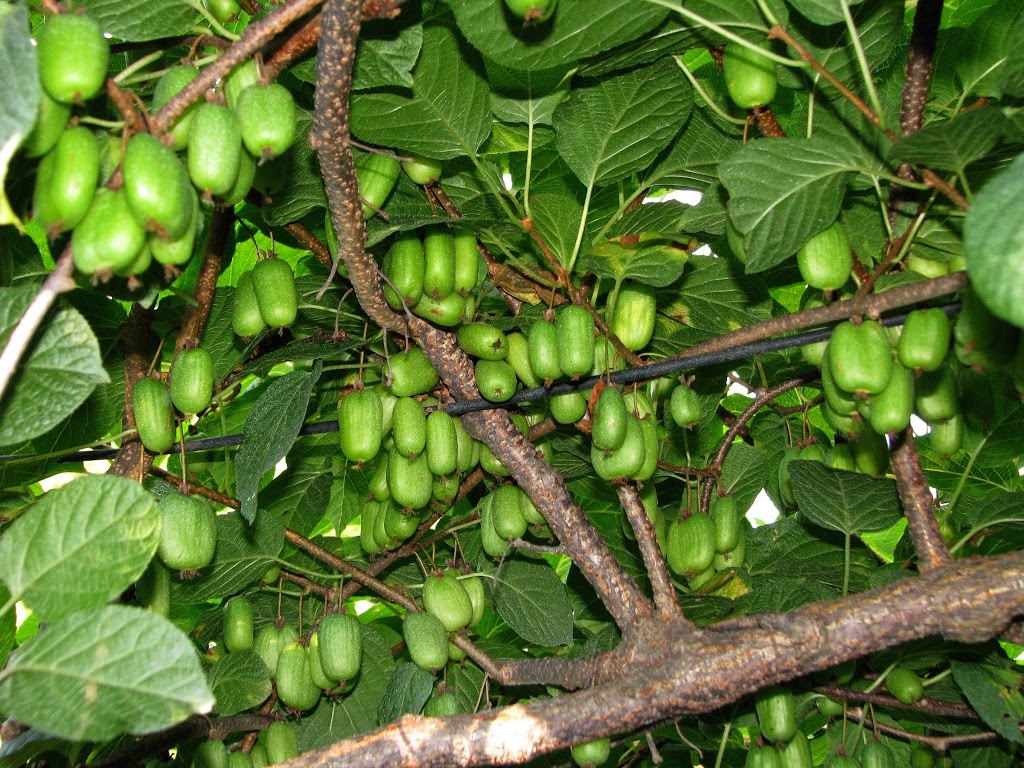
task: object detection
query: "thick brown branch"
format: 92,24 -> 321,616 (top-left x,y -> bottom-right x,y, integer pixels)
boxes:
899,0 -> 943,138
617,484 -> 681,619
890,429 -> 953,571
175,206 -> 233,353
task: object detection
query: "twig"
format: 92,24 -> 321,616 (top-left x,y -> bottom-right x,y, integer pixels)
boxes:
175,206 -> 233,353
890,429 -> 954,572
284,221 -> 334,269
814,685 -> 978,720
844,707 -> 1002,753
281,570 -> 334,598
617,483 -> 682,618
148,466 -> 241,509
898,0 -> 944,138
108,305 -> 156,482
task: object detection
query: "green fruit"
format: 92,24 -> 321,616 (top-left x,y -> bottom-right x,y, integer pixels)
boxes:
797,222 -> 852,291
261,720 -> 298,765
550,390 -> 588,424
425,410 -> 458,477
223,595 -> 254,652
910,744 -> 936,768
556,305 -> 596,378
23,90 -> 72,158
799,289 -> 829,366
237,84 -> 297,160
868,362 -> 914,436
779,733 -> 813,768
232,272 -> 267,337
457,322 -> 508,361
610,281 -> 657,352
132,377 -> 176,454
404,611 -> 449,671
712,495 -> 740,553
829,320 -> 894,396
897,309 -> 950,373
723,42 -> 777,109
633,414 -> 659,481
388,450 -> 433,510
828,443 -> 857,471
306,631 -> 337,690
745,743 -> 783,768
755,685 -> 797,743
475,359 -> 518,402
360,500 -> 384,554
570,737 -> 610,767
248,745 -> 268,768
859,740 -> 894,768
433,474 -> 460,502
228,752 -> 253,768
401,153 -> 442,185
592,415 -> 646,481
339,389 -> 383,464
37,14 -> 110,104
355,151 -> 401,219
33,125 -> 100,235
907,253 -> 950,279
158,491 -> 217,571
886,665 -> 924,704
423,572 -> 474,632
251,258 -> 298,328
151,189 -> 200,266
851,427 -> 889,477
123,132 -> 194,240
777,446 -> 802,508
152,66 -> 201,151
528,318 -> 562,382
72,187 -> 147,274
388,347 -> 439,396
494,334 -> 533,390
413,291 -> 466,326
383,233 -> 425,310
669,384 -> 702,428
821,346 -> 860,416
276,641 -> 321,710
393,397 -> 427,458
928,412 -> 963,455
383,499 -> 418,544
460,574 -> 487,626
666,512 -> 716,576
816,695 -> 844,718
954,290 -> 1003,353
592,387 -> 628,451
253,623 -> 298,676
423,690 -> 462,717
491,485 -> 528,540
170,348 -> 215,414
915,364 -> 960,423
193,740 -> 228,768
453,228 -> 479,296
423,227 -> 457,300
318,612 -> 362,682
220,149 -> 257,207
206,0 -> 242,24
261,565 -> 281,583
221,60 -> 259,111
592,336 -> 625,376
479,494 -> 509,558
454,418 -> 477,473
504,0 -> 556,22
187,103 -> 243,197
136,560 -> 171,616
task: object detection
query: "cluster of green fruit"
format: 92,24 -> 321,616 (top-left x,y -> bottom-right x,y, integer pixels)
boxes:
221,595 -> 363,711
192,721 -> 298,768
232,258 -> 300,336
133,346 -> 216,453
403,570 -> 486,672
663,492 -> 748,589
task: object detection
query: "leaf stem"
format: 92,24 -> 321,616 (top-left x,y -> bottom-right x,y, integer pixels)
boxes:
567,182 -> 595,274
842,532 -> 851,597
839,0 -> 885,130
672,56 -> 747,126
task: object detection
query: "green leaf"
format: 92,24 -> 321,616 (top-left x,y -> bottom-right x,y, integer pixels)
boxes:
445,0 -> 668,73
647,107 -> 742,192
999,13 -> 1024,97
353,19 -> 423,91
0,287 -> 110,447
964,152 -> 1024,329
489,65 -> 568,127
0,730 -> 66,768
0,605 -> 213,741
661,255 -> 773,335
0,582 -> 14,661
950,0 -> 1024,98
787,0 -> 866,25
581,237 -> 690,288
207,650 -> 272,717
0,475 -> 159,622
789,461 -> 903,536
376,662 -> 435,724
261,457 -> 333,538
493,556 -> 573,647
720,137 -> 865,272
554,59 -> 691,188
951,660 -> 1024,745
0,3 -> 37,228
78,0 -> 198,42
170,509 -> 284,604
719,443 -> 771,516
350,24 -> 491,160
889,107 -> 1007,174
236,363 -> 321,523
260,110 -> 327,226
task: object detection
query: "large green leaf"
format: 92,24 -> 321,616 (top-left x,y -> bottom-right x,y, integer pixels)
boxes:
951,660 -> 1024,745
789,461 -> 903,536
260,110 -> 327,227
376,662 -> 434,724
661,255 -> 773,335
0,605 -> 213,741
964,152 -> 1024,329
444,0 -> 668,73
236,363 -> 321,523
0,3 -> 36,228
207,650 -> 272,717
493,556 -> 574,647
889,107 -> 1007,174
0,475 -> 159,622
353,19 -> 423,91
350,24 -> 491,160
720,137 -> 866,272
0,286 -> 110,447
77,0 -> 197,42
554,59 -> 691,188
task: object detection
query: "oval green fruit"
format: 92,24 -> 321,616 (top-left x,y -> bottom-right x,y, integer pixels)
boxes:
251,258 -> 298,328
779,733 -> 812,768
868,362 -> 914,436
253,623 -> 298,676
592,386 -> 628,452
338,389 -> 383,464
355,151 -> 401,219
556,305 -> 596,379
123,132 -> 194,240
928,412 -> 963,455
276,641 -> 322,710
37,14 -> 110,104
383,499 -> 419,544
227,752 -> 252,768
457,322 -> 508,361
550,390 -> 588,425
910,744 -> 937,768
392,397 -> 427,459
476,359 -> 518,402
306,631 -> 337,690
571,738 -> 610,767
388,347 -> 439,396
755,685 -> 797,743
232,272 -> 267,337
491,485 -> 528,540
460,573 -> 487,626
158,491 -> 217,571
712,495 -> 740,553
828,320 -> 893,396
453,228 -> 479,296
170,347 -> 215,414
666,512 -> 716,576
723,42 -> 777,109
528,318 -> 562,383
886,665 -> 924,704
151,188 -> 200,266
249,745 -> 268,768
261,721 -> 298,765
897,308 -> 950,373
797,222 -> 852,291
221,59 -> 259,111
136,560 -> 171,616
187,102 -> 243,197
610,281 -> 657,352
425,410 -> 458,477
859,740 -> 894,768
401,153 -> 442,185
632,414 -> 658,481
745,743 -> 783,768
669,384 -> 702,428
220,149 -> 256,207
383,232 -> 425,310
23,90 -> 72,159
413,291 -> 466,327
423,572 -> 474,632
915,364 -> 960,423
206,0 -> 241,24
152,66 -> 201,151
388,450 -> 433,510
237,84 -> 297,160
423,690 -> 462,717
318,612 -> 362,682
193,740 -> 228,768
851,427 -> 889,477
132,377 -> 175,454
404,610 -> 449,672
223,595 -> 255,652
423,226 -> 456,300
592,414 -> 645,481
34,125 -> 100,235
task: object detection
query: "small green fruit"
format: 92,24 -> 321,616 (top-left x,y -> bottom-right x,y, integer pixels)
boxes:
37,14 -> 110,104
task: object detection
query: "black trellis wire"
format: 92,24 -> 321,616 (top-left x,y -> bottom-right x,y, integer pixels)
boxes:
1,302 -> 959,464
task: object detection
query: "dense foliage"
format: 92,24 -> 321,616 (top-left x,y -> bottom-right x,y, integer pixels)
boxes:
0,0 -> 1023,766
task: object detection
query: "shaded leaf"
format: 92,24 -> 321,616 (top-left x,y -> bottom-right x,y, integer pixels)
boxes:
377,662 -> 434,724
0,3 -> 37,228
207,650 -> 272,717
494,557 -> 573,647
790,461 -> 903,536
890,107 -> 1007,174
951,660 -> 1024,745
